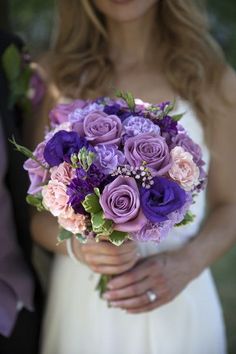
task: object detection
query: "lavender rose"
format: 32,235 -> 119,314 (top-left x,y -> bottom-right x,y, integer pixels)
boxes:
77,111 -> 123,145
24,142 -> 49,194
124,133 -> 172,175
140,176 -> 187,223
94,144 -> 125,174
100,176 -> 147,232
44,130 -> 91,167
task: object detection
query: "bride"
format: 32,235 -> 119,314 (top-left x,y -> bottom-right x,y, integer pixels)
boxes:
32,0 -> 236,353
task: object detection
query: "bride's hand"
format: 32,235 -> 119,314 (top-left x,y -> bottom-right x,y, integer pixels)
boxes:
73,238 -> 140,275
102,248 -> 198,313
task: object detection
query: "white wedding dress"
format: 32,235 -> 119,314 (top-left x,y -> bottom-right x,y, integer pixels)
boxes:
41,100 -> 226,354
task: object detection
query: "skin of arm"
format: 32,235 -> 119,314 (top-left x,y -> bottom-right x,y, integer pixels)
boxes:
101,68 -> 236,313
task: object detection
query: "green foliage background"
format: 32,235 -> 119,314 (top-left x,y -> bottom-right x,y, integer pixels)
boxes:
1,0 -> 236,352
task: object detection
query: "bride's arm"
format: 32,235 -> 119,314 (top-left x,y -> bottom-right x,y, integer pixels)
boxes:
101,68 -> 236,313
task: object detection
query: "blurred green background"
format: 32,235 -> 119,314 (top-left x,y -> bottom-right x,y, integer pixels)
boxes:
1,0 -> 236,352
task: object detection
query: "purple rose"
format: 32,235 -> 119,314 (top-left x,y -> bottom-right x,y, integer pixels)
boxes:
123,116 -> 160,140
24,142 -> 49,194
49,100 -> 87,127
94,144 -> 125,174
77,111 -> 123,145
140,177 -> 187,223
124,133 -> 172,175
44,130 -> 90,167
100,176 -> 147,232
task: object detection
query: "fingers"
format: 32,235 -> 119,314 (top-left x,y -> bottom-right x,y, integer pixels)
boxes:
81,240 -> 138,256
84,250 -> 138,267
90,255 -> 139,275
109,288 -> 169,312
126,293 -> 170,314
103,276 -> 151,301
107,262 -> 149,290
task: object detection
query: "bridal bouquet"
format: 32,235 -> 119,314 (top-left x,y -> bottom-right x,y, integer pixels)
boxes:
13,91 -> 207,295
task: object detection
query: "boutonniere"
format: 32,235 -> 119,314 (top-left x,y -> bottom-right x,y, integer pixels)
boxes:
2,44 -> 45,111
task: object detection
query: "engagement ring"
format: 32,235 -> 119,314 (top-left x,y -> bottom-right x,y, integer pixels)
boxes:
146,290 -> 157,303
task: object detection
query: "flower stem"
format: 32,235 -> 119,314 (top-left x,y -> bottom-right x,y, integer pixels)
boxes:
96,274 -> 112,298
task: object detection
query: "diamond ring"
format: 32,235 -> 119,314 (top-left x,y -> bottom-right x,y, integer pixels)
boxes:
146,290 -> 157,303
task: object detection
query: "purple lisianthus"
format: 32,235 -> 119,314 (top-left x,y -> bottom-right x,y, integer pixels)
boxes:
67,164 -> 105,214
100,176 -> 147,232
122,116 -> 160,140
140,176 -> 187,223
124,133 -> 172,175
44,130 -> 90,167
24,142 -> 49,194
49,100 -> 87,128
77,111 -> 123,145
94,144 -> 125,174
103,103 -> 131,121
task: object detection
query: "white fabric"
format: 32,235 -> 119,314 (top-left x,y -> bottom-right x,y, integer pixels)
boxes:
41,100 -> 226,354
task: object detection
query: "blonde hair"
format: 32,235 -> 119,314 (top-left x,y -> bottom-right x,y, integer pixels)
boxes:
46,0 -> 227,127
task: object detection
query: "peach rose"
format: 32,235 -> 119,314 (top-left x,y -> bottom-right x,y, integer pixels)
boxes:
169,146 -> 199,191
50,162 -> 76,185
42,180 -> 71,216
58,212 -> 87,234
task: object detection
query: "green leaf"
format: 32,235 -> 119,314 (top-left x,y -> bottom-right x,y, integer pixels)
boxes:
163,100 -> 176,116
175,211 -> 195,227
91,211 -> 105,229
82,193 -> 101,214
2,44 -> 21,82
116,90 -> 135,111
109,230 -> 128,246
95,219 -> 113,237
171,113 -> 185,122
94,187 -> 101,197
57,228 -> 73,243
9,136 -> 48,169
26,194 -> 45,212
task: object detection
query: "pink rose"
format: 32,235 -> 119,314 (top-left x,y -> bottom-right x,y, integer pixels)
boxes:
58,212 -> 87,234
169,146 -> 199,191
42,180 -> 70,216
50,162 -> 76,185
